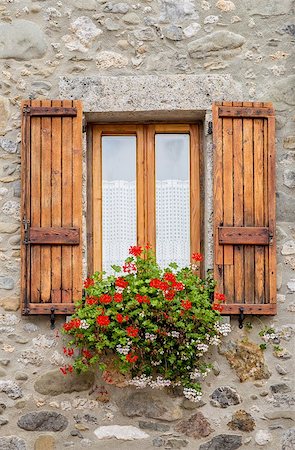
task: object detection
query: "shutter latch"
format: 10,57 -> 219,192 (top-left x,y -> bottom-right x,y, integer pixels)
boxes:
238,307 -> 245,329
50,307 -> 56,330
22,217 -> 30,245
269,231 -> 274,246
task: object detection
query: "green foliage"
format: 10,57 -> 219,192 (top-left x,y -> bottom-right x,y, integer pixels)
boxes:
61,247 -> 230,400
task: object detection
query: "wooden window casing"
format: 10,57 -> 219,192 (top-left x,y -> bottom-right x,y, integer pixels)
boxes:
87,123 -> 202,274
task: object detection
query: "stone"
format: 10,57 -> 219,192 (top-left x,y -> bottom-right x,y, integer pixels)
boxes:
71,16 -> 102,46
96,51 -> 128,69
284,170 -> 295,189
138,421 -> 170,432
0,436 -> 27,450
0,417 -> 8,426
210,386 -> 241,408
34,435 -> 55,450
0,21 -> 47,60
15,336 -> 29,344
227,410 -> 255,432
174,411 -> 213,438
282,240 -> 295,255
276,364 -> 288,375
18,349 -> 44,366
123,12 -> 140,24
2,201 -> 20,221
245,0 -> 292,16
0,223 -> 19,234
0,403 -> 6,414
94,425 -> 149,440
18,411 -> 68,432
32,334 -> 56,348
212,361 -> 220,376
153,437 -> 165,447
216,0 -> 235,11
166,439 -> 188,449
0,380 -> 23,399
277,294 -> 286,303
70,430 -> 83,438
104,18 -> 120,31
73,0 -> 97,10
282,428 -> 295,450
264,411 -> 295,420
104,2 -> 130,14
133,28 -> 156,41
0,297 -> 19,311
15,372 -> 28,381
0,368 -> 6,377
274,348 -> 292,359
188,31 -> 245,59
0,360 -> 10,367
255,430 -> 272,446
119,391 -> 182,422
0,139 -> 17,154
270,383 -> 291,394
159,0 -> 199,22
163,25 -> 183,41
183,23 -> 201,38
287,279 -> 295,292
0,97 -> 10,136
0,276 -> 14,290
284,136 -> 295,149
181,398 -> 206,409
199,434 -> 242,450
34,369 -> 95,395
23,323 -> 39,333
222,340 -> 270,382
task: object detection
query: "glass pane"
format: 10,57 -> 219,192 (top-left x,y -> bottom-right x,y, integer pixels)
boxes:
156,134 -> 190,268
102,136 -> 136,274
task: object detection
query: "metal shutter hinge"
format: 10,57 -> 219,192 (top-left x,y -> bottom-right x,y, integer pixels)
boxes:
22,217 -> 30,245
208,121 -> 213,135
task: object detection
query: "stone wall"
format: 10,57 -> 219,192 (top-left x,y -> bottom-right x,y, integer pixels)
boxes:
0,0 -> 294,449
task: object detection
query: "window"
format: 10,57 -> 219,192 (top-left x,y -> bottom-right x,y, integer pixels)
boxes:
87,124 -> 202,274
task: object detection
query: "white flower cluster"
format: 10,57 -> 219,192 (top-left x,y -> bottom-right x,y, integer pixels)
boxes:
183,387 -> 203,402
149,376 -> 172,389
151,360 -> 161,366
209,336 -> 221,346
116,341 -> 131,355
261,333 -> 279,342
128,375 -> 171,390
214,322 -> 231,336
168,330 -> 180,338
79,319 -> 89,330
145,332 -> 157,341
123,263 -> 137,275
190,367 -> 211,381
115,286 -> 124,294
196,343 -> 209,353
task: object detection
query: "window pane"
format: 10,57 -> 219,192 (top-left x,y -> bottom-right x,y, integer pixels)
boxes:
156,134 -> 190,268
102,136 -> 136,274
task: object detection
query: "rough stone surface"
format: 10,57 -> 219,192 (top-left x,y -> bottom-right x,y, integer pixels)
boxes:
94,425 -> 149,440
199,434 -> 242,450
119,391 -> 182,421
210,386 -> 241,408
139,421 -> 170,432
174,411 -> 213,438
18,411 -> 68,432
96,51 -> 128,69
0,380 -> 22,399
34,435 -> 55,450
34,369 -> 95,395
188,31 -> 245,59
255,429 -> 273,446
227,410 -> 256,432
282,428 -> 295,450
222,340 -> 271,382
0,436 -> 27,450
0,21 -> 47,60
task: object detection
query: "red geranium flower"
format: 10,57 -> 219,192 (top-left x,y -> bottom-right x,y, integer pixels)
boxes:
96,315 -> 110,326
212,303 -> 224,312
60,366 -> 67,375
84,277 -> 94,288
126,353 -> 138,363
82,349 -> 92,359
115,277 -> 128,289
63,318 -> 81,331
164,272 -> 176,283
114,293 -> 123,303
86,296 -> 98,305
150,278 -> 162,289
214,293 -> 226,302
181,299 -> 192,310
136,294 -> 150,304
192,253 -> 204,262
126,326 -> 139,337
116,313 -> 124,323
129,245 -> 142,257
164,290 -> 175,301
173,282 -> 185,292
145,243 -> 152,250
100,294 -> 112,304
67,365 -> 73,373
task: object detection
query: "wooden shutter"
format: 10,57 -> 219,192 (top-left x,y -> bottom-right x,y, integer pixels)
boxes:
21,100 -> 83,315
213,101 -> 276,315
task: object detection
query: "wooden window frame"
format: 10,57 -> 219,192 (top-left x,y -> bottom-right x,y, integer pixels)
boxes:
87,123 -> 202,274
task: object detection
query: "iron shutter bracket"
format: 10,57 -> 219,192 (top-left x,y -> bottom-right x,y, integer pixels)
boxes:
50,307 -> 56,330
22,217 -> 30,245
238,307 -> 245,329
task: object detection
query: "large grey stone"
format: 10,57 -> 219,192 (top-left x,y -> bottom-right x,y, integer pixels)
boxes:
0,380 -> 23,399
188,31 -> 245,59
0,223 -> 19,233
282,428 -> 295,450
276,192 -> 295,222
163,25 -> 183,41
284,170 -> 295,189
34,369 -> 95,395
119,391 -> 182,422
0,21 -> 47,60
0,98 -> 10,136
0,277 -> 14,290
73,0 -> 97,10
159,0 -> 199,22
0,436 -> 27,450
210,386 -> 241,408
199,434 -> 242,450
284,137 -> 295,149
18,411 -> 68,432
104,2 -> 130,13
270,383 -> 291,394
255,430 -> 272,446
0,139 -> 17,154
174,411 -> 213,438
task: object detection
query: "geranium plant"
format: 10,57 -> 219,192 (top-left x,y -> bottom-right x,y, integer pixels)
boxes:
61,246 -> 231,402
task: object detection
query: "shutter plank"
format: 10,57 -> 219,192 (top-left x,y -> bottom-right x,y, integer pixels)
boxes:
222,102 -> 234,302
264,118 -> 270,302
61,100 -> 73,303
72,100 -> 83,301
233,101 -> 244,304
40,100 -> 52,303
30,100 -> 41,303
190,124 -> 201,260
51,100 -> 62,303
268,115 -> 276,304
